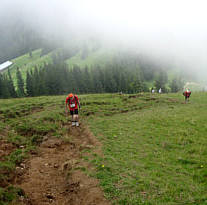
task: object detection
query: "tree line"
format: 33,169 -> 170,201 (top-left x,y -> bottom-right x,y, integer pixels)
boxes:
25,62 -> 149,97
0,59 -> 184,99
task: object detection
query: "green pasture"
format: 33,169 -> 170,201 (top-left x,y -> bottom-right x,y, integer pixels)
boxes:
85,92 -> 207,204
65,48 -> 115,69
4,49 -> 54,87
0,92 -> 206,204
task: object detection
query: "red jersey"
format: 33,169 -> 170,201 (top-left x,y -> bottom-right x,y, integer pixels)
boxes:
66,95 -> 79,111
183,91 -> 191,97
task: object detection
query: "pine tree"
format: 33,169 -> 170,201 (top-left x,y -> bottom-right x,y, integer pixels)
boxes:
26,70 -> 33,96
92,67 -> 103,93
8,69 -> 17,98
38,69 -> 47,96
0,74 -> 11,98
170,77 -> 184,93
83,66 -> 93,93
104,66 -> 117,93
67,69 -> 77,93
72,65 -> 83,93
16,67 -> 25,97
131,77 -> 143,93
33,67 -> 40,96
29,50 -> 32,58
120,73 -> 127,93
0,74 -> 3,98
154,70 -> 168,93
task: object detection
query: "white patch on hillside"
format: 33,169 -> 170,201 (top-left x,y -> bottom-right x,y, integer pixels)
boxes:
0,61 -> 13,71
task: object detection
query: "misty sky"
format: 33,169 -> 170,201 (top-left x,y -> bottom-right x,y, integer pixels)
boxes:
1,0 -> 207,80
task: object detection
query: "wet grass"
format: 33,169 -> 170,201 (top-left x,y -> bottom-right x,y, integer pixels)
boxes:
0,92 -> 206,204
5,49 -> 54,87
86,92 -> 207,204
0,96 -> 67,204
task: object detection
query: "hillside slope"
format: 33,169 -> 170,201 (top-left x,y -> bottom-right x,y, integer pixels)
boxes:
0,93 -> 206,204
1,46 -> 204,92
65,48 -> 116,69
3,49 -> 56,86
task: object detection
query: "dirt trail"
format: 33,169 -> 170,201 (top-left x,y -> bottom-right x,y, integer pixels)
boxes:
16,124 -> 110,205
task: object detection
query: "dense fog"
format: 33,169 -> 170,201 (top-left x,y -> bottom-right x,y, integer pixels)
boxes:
1,0 -> 207,81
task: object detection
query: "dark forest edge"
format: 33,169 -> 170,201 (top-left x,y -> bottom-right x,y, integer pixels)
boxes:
0,56 -> 184,99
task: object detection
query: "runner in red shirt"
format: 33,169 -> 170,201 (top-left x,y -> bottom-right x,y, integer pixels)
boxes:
183,88 -> 191,103
65,93 -> 81,126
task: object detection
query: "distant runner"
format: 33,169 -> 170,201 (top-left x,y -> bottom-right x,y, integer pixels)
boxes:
159,88 -> 162,94
183,88 -> 191,103
65,93 -> 81,126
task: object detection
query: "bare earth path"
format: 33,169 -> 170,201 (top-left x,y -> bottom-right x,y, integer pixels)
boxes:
15,124 -> 110,205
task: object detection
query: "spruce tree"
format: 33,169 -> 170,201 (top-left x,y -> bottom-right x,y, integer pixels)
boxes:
8,69 -> 17,98
0,74 -> 3,98
29,50 -> 32,58
170,77 -> 184,93
72,65 -> 83,93
67,69 -> 77,93
92,67 -> 103,93
83,66 -> 92,93
104,67 -> 117,93
16,67 -> 25,97
154,70 -> 168,93
26,70 -> 33,96
119,73 -> 126,93
33,67 -> 40,96
131,77 -> 143,93
0,74 -> 11,98
38,69 -> 46,96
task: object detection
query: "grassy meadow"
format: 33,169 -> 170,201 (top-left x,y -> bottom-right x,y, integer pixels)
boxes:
65,48 -> 115,69
3,47 -> 114,89
4,49 -> 54,87
0,92 -> 206,204
84,92 -> 207,204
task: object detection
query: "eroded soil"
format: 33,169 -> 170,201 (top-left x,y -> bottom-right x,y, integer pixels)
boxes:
15,124 -> 110,205
0,140 -> 16,161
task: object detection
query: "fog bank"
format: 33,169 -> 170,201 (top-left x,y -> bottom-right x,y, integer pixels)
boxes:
1,0 -> 207,81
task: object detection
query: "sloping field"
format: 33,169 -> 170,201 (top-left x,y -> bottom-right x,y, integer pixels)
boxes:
0,92 -> 206,204
86,92 -> 207,204
4,47 -> 115,86
0,95 -> 110,205
3,49 -> 54,86
65,48 -> 115,69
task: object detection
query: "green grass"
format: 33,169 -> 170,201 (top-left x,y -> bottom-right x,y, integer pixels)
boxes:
85,92 -> 207,204
65,48 -> 115,69
0,92 -> 206,204
3,49 -> 55,87
0,95 -> 67,203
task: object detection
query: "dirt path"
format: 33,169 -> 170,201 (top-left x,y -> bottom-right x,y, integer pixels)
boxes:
15,124 -> 110,205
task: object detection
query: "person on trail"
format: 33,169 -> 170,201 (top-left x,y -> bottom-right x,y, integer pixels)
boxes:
183,88 -> 191,103
159,88 -> 162,94
65,93 -> 81,126
151,87 -> 155,93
